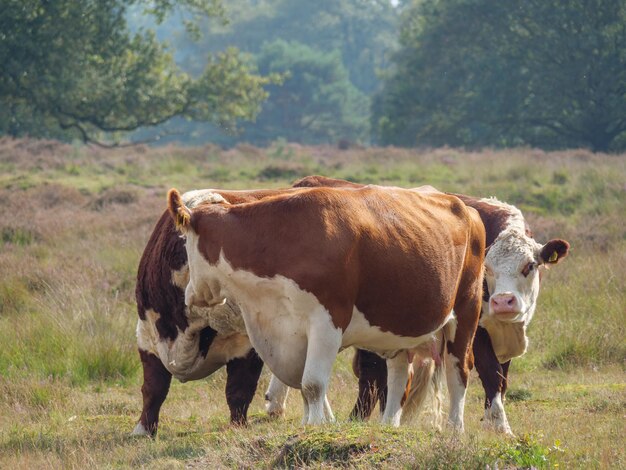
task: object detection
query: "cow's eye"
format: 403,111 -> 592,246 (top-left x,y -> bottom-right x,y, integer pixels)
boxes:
521,262 -> 536,277
484,265 -> 494,277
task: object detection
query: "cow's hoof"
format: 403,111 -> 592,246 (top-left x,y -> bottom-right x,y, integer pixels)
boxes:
482,419 -> 514,437
497,425 -> 515,437
265,400 -> 286,418
266,408 -> 285,419
131,422 -> 152,437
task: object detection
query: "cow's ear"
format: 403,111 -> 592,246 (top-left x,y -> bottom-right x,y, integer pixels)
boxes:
539,239 -> 570,265
167,188 -> 191,233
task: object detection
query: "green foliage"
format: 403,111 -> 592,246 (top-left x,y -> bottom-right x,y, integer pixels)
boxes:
374,0 -> 626,152
0,0 -> 272,145
133,0 -> 398,146
493,434 -> 556,469
240,40 -> 370,145
171,0 -> 398,95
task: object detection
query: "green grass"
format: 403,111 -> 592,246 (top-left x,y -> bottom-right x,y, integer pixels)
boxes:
0,138 -> 624,468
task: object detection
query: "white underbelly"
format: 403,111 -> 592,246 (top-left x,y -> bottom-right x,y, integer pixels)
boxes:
342,307 -> 454,355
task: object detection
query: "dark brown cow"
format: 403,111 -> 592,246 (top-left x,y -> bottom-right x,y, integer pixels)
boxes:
282,176 -> 569,434
169,184 -> 485,428
133,188 -> 303,436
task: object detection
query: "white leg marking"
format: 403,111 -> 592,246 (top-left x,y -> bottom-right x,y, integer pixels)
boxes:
445,354 -> 466,432
301,313 -> 342,425
131,422 -> 150,436
484,392 -> 514,435
381,353 -> 409,427
265,374 -> 290,417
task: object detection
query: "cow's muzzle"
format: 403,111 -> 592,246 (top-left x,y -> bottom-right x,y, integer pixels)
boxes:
489,292 -> 520,317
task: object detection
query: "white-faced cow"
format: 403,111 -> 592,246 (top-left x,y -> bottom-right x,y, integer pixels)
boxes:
169,184 -> 486,429
134,188 -> 302,436
278,176 -> 569,434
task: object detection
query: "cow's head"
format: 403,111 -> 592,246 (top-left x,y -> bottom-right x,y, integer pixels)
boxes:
167,188 -> 228,309
483,228 -> 569,324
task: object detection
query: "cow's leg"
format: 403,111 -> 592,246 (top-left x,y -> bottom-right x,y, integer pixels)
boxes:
349,349 -> 388,420
225,349 -> 264,425
474,327 -> 513,434
446,261 -> 483,432
265,374 -> 290,417
444,351 -> 466,431
500,360 -> 511,398
380,352 -> 408,427
300,314 -> 342,425
133,349 -> 172,436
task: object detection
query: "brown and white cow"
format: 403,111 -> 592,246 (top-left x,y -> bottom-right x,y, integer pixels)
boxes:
276,176 -> 569,434
133,188 -> 303,436
169,184 -> 486,429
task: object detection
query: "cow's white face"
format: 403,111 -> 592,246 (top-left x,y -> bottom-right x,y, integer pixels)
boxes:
483,229 -> 569,325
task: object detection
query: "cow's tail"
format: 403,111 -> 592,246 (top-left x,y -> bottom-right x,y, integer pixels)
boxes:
401,322 -> 453,429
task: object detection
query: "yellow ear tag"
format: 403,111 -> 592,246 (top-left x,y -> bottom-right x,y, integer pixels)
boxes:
548,251 -> 558,263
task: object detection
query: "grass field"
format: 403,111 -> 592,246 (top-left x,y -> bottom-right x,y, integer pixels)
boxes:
0,137 -> 624,468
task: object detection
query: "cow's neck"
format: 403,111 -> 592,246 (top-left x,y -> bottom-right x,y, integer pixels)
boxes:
479,314 -> 528,363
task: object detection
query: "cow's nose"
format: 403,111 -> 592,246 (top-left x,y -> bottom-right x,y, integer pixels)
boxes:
490,293 -> 518,314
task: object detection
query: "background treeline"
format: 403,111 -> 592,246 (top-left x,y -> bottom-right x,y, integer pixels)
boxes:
1,0 -> 625,151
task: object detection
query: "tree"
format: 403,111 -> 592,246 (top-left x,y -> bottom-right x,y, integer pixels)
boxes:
169,0 -> 399,95
132,0 -> 398,146
0,0 -> 274,145
240,40 -> 369,145
373,0 -> 626,152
